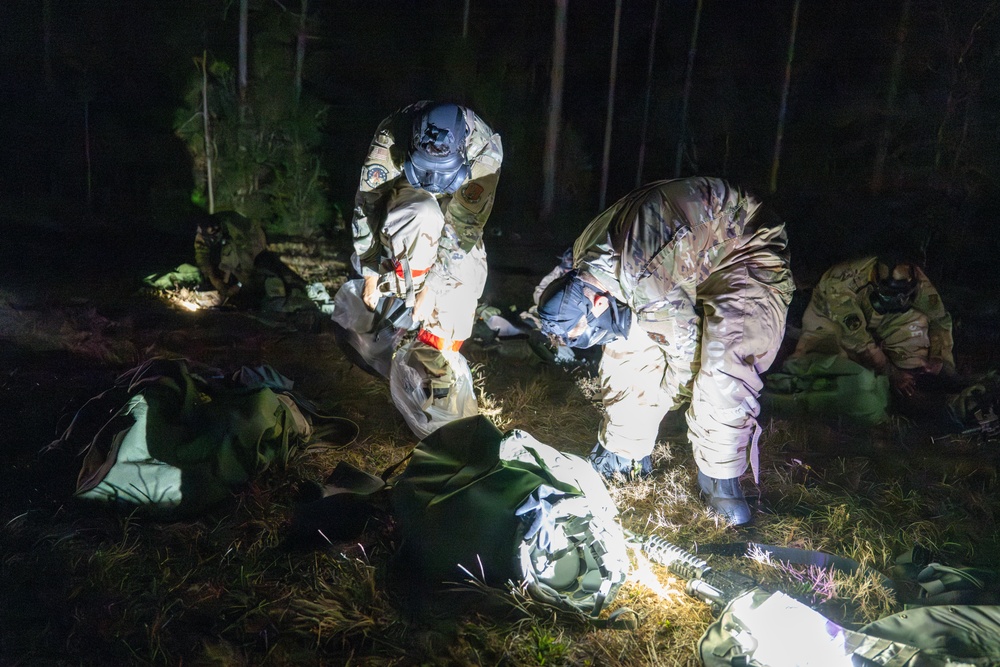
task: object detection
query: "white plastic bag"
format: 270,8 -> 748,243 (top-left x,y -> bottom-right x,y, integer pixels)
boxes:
389,338 -> 479,439
329,279 -> 413,378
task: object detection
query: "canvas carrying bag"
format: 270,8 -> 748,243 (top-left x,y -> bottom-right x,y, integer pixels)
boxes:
698,549 -> 1000,667
389,415 -> 630,618
763,353 -> 891,427
50,357 -> 312,518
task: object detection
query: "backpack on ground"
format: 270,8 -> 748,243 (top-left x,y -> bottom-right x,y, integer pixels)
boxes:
762,352 -> 890,427
698,546 -> 1000,667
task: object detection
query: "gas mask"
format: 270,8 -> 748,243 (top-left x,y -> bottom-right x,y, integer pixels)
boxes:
537,271 -> 632,349
403,103 -> 470,194
869,263 -> 918,315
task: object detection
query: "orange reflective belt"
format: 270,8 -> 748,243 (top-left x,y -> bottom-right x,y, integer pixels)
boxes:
395,262 -> 430,279
417,329 -> 463,352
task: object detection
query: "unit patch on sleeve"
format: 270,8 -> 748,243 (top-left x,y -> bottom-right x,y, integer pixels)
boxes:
368,146 -> 390,162
364,164 -> 390,189
460,182 -> 484,205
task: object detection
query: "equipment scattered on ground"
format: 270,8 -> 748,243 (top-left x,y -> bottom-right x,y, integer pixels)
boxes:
391,415 -> 630,617
638,535 -> 1000,666
762,353 -> 891,427
46,358 -> 332,518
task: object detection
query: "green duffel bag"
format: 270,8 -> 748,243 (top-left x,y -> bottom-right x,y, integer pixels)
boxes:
51,357 -> 312,518
390,415 -> 631,618
699,587 -> 1000,666
763,352 -> 891,427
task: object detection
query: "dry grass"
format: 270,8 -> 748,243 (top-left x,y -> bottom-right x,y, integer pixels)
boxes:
2,242 -> 999,666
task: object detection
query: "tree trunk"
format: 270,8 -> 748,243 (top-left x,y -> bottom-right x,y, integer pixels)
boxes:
870,0 -> 911,193
462,0 -> 470,39
541,0 -> 568,223
294,0 -> 309,107
674,0 -> 703,177
599,0 -> 623,210
201,52 -> 215,214
239,0 -> 249,106
636,0 -> 662,188
932,1 -> 998,186
769,0 -> 801,195
84,98 -> 92,213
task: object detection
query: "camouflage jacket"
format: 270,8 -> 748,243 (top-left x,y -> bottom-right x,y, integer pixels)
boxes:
574,177 -> 793,396
807,256 -> 954,366
351,101 -> 503,287
194,212 -> 267,294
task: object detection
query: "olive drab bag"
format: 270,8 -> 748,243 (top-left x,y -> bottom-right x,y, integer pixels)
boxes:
390,415 -> 630,617
49,358 -> 312,518
762,352 -> 891,427
698,547 -> 1000,666
698,587 -> 1000,667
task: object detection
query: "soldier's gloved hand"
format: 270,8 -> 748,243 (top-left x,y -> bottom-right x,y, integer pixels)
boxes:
588,444 -> 652,482
411,287 -> 432,325
889,367 -> 917,397
362,275 -> 381,310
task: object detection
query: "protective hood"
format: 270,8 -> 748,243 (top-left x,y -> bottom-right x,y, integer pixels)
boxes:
403,103 -> 470,194
537,270 -> 631,349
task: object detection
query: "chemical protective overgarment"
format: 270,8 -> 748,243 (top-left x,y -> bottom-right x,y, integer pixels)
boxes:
574,177 -> 794,480
793,256 -> 953,372
351,101 -> 503,356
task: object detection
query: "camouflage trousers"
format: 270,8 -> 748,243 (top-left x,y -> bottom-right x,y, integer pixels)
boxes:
598,263 -> 792,479
796,304 -> 931,370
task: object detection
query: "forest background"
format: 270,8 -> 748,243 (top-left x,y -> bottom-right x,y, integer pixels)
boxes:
4,2 -> 1000,665
2,0 -> 1000,297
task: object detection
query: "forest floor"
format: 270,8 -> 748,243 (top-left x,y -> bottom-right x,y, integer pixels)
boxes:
1,222 -> 999,666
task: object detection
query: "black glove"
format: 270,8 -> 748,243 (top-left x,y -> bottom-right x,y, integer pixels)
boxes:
588,444 -> 652,481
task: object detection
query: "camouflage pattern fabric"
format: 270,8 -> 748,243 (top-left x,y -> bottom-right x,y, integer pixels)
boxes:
794,256 -> 954,370
349,102 -> 501,394
194,212 -> 267,297
351,100 -> 502,334
575,178 -> 794,480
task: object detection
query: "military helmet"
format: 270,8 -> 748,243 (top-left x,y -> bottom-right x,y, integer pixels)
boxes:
507,434 -> 631,618
517,495 -> 630,617
403,103 -> 470,194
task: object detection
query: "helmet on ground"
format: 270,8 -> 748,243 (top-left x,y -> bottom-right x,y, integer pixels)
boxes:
536,270 -> 631,349
517,493 -> 630,617
505,431 -> 631,617
404,103 -> 470,194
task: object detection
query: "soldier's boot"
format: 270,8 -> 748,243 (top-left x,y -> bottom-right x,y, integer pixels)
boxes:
589,444 -> 652,482
697,470 -> 752,526
409,340 -> 455,400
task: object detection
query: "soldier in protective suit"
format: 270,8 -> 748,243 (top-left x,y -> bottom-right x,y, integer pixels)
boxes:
350,101 -> 503,398
193,210 -> 316,313
791,254 -> 955,399
194,211 -> 268,302
536,177 -> 794,525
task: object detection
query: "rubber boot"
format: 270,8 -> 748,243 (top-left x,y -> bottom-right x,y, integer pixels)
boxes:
697,470 -> 752,526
